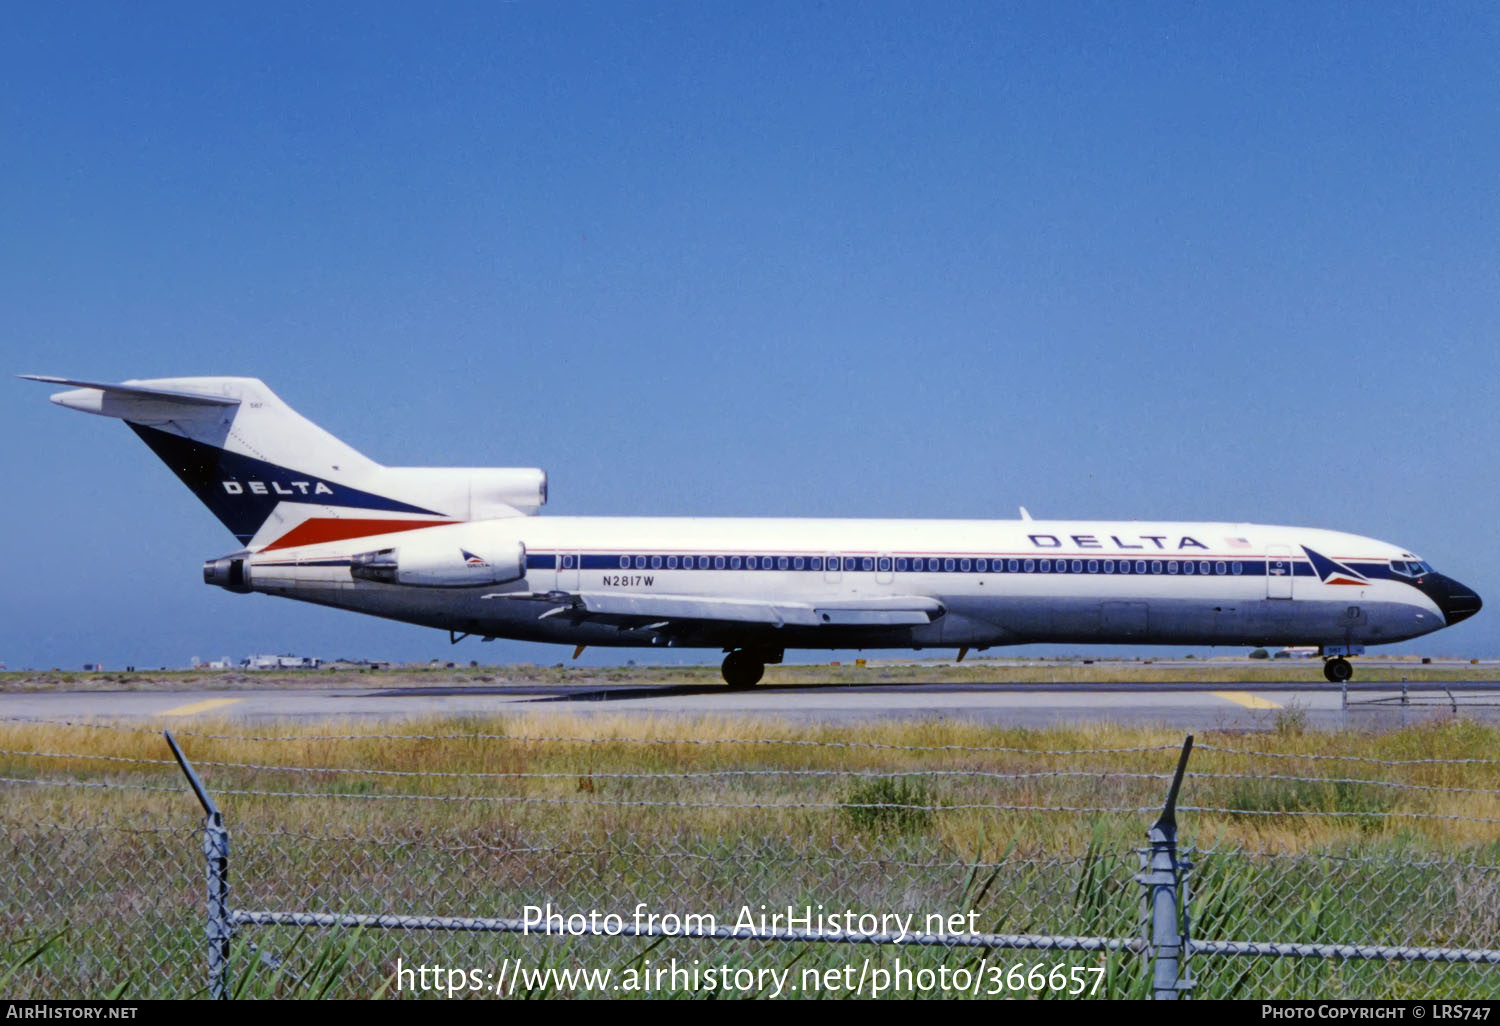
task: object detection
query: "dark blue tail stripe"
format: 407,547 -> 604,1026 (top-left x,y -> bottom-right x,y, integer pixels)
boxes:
128,423 -> 443,543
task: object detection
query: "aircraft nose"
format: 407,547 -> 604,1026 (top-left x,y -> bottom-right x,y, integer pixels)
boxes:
1425,574 -> 1483,626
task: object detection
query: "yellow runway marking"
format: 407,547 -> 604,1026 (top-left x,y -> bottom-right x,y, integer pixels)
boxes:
1211,690 -> 1284,710
158,698 -> 243,717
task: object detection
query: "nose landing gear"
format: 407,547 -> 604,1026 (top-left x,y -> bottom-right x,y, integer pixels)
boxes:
1323,656 -> 1353,683
1318,643 -> 1363,683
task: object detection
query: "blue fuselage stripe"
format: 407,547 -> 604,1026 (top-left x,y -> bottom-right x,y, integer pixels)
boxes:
524,552 -> 1394,582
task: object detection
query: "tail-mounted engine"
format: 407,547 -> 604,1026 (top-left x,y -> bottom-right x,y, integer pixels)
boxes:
349,535 -> 527,587
203,556 -> 252,593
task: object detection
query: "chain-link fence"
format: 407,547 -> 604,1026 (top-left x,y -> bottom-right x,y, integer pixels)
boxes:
3,719 -> 1499,999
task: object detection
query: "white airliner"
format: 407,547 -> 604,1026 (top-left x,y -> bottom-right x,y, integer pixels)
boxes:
25,375 -> 1481,686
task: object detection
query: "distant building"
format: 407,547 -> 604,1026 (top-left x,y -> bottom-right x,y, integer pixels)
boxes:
327,658 -> 391,670
244,654 -> 322,670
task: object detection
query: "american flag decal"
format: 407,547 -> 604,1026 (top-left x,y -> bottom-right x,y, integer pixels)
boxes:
1225,537 -> 1251,549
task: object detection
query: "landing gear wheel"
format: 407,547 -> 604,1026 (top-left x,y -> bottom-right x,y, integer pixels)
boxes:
721,650 -> 765,689
1323,657 -> 1353,683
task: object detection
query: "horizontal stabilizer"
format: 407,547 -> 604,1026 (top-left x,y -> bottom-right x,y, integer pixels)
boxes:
19,375 -> 241,413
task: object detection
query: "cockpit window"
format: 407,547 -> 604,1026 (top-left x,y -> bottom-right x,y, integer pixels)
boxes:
1389,559 -> 1434,577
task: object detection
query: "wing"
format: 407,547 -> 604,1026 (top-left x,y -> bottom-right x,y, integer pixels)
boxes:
488,590 -> 944,631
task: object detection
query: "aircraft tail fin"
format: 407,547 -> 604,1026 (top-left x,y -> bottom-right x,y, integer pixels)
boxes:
23,375 -> 546,549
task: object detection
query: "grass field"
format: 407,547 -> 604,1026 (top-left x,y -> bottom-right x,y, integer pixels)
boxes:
3,714 -> 1499,998
4,714 -> 1500,852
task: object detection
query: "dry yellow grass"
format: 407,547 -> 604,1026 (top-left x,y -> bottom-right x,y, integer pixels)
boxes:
2,714 -> 1498,856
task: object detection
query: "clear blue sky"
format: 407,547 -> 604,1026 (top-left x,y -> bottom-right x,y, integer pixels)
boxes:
5,2 -> 1498,669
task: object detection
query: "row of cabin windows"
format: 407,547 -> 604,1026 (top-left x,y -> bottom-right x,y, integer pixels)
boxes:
599,554 -> 1251,576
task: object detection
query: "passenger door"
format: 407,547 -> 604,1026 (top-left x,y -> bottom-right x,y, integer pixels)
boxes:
1266,545 -> 1293,600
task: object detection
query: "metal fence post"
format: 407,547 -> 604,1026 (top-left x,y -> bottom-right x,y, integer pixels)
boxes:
1138,735 -> 1194,1000
203,813 -> 231,1000
165,731 -> 232,1000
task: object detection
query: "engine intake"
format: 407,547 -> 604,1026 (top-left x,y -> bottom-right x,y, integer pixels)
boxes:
379,467 -> 547,518
350,536 -> 526,588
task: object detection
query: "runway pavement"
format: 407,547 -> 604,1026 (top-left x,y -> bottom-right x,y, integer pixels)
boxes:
6,680 -> 1500,729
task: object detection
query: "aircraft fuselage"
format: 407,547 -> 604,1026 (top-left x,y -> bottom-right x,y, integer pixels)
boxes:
227,515 -> 1477,654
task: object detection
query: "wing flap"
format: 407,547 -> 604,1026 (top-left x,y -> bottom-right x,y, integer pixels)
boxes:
488,591 -> 944,630
575,592 -> 821,627
812,605 -> 937,626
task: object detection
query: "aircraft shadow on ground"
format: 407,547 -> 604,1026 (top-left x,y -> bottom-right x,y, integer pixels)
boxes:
519,681 -> 999,703
357,681 -> 1154,704
357,680 -> 1499,704
359,681 -> 937,702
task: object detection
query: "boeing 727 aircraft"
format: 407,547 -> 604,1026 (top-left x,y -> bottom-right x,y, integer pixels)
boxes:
25,375 -> 1482,686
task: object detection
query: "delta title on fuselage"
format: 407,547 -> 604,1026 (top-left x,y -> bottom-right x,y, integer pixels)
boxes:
25,375 -> 1482,687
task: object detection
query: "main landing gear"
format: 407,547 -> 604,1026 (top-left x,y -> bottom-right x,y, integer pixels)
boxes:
720,648 -> 783,689
1323,657 -> 1353,683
